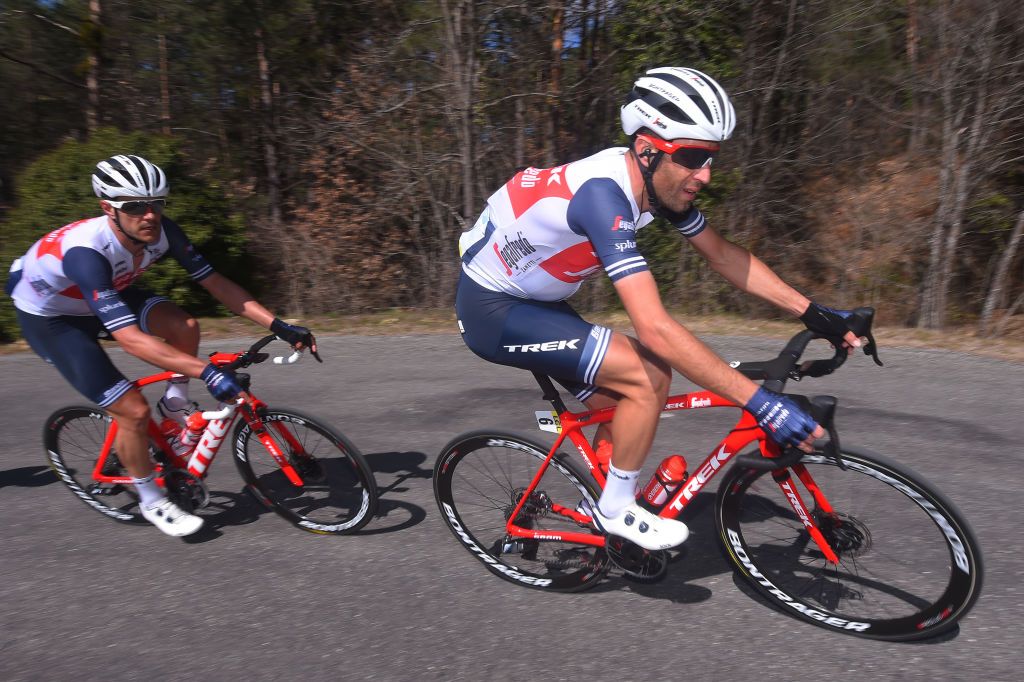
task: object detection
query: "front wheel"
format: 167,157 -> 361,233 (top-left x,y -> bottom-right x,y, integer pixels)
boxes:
433,430 -> 609,592
233,408 -> 378,534
715,445 -> 983,641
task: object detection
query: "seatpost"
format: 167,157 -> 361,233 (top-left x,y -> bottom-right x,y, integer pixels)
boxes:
532,373 -> 569,414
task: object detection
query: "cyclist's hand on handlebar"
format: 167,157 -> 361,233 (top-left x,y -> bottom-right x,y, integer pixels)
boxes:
201,363 -> 246,402
800,301 -> 862,354
745,387 -> 824,453
271,317 -> 322,362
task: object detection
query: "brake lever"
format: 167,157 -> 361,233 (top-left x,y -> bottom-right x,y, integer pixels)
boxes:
863,331 -> 883,366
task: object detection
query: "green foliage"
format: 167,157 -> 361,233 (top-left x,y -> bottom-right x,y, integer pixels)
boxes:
0,128 -> 252,342
611,0 -> 744,87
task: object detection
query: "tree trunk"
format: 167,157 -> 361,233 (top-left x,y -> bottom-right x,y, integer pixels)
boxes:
979,209 -> 1024,335
544,1 -> 565,166
158,11 -> 171,136
439,0 -> 476,221
85,0 -> 101,134
255,24 -> 281,226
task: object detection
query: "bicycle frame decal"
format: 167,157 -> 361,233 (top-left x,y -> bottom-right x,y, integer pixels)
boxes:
188,416 -> 235,477
503,389 -> 842,566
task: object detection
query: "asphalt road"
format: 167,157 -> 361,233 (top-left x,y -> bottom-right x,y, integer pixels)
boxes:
1,331 -> 1021,681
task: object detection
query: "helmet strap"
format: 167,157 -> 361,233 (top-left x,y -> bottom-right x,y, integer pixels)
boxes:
112,208 -> 149,247
631,146 -> 696,224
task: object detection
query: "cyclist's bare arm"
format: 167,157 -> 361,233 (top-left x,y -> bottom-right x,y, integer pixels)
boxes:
199,273 -> 317,355
614,272 -> 824,447
199,272 -> 276,329
614,271 -> 757,405
688,228 -> 859,349
111,324 -> 209,378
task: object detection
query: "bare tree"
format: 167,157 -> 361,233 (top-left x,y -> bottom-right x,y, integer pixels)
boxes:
979,209 -> 1024,336
85,0 -> 101,134
917,0 -> 1024,329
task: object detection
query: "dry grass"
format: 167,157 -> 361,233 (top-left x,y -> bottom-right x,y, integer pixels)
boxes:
3,308 -> 1022,362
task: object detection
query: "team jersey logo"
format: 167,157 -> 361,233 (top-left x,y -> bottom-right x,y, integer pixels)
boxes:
507,166 -> 574,219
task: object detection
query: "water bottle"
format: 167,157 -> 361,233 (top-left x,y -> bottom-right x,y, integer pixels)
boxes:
174,411 -> 208,457
637,455 -> 688,512
159,418 -> 182,442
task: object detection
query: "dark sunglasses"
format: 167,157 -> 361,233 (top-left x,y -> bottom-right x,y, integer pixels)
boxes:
107,199 -> 167,216
639,135 -> 718,169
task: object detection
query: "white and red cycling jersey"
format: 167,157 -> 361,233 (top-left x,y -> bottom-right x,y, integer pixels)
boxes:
459,147 -> 706,301
9,215 -> 213,331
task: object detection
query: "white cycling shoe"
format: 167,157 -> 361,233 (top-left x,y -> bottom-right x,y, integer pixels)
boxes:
591,501 -> 689,551
156,396 -> 199,427
141,498 -> 204,537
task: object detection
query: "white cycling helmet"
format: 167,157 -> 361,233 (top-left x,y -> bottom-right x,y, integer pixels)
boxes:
621,66 -> 736,142
92,154 -> 169,199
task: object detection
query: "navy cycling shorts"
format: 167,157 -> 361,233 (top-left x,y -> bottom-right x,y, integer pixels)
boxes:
15,287 -> 170,408
456,273 -> 612,402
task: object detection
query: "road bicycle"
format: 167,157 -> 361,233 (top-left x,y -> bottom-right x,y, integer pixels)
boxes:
44,334 -> 378,534
433,309 -> 983,641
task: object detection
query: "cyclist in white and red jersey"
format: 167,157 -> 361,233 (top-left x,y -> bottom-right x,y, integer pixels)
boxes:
6,155 -> 320,537
457,67 -> 861,551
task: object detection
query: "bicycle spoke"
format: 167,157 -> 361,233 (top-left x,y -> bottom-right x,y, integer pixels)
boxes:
717,448 -> 982,640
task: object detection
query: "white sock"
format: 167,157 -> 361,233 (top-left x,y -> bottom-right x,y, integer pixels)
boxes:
597,464 -> 641,517
163,377 -> 190,406
131,472 -> 164,508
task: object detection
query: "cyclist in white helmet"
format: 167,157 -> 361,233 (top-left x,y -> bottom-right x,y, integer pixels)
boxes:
6,154 -> 321,537
456,67 -> 860,551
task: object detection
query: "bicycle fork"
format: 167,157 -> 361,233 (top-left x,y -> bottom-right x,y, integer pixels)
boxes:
239,403 -> 306,487
772,463 -> 842,564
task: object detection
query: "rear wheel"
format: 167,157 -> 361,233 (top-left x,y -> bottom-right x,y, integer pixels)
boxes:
232,408 -> 378,534
433,430 -> 609,592
715,446 -> 983,641
43,406 -> 145,523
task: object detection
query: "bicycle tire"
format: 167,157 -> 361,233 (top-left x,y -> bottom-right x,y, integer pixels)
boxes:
232,407 -> 378,534
433,430 -> 609,592
715,445 -> 983,641
43,406 -> 145,524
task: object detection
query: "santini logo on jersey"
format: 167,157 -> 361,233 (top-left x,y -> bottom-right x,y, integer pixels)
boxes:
504,339 -> 580,352
494,231 -> 537,275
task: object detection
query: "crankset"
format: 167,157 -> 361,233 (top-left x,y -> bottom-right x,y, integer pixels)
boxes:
605,535 -> 669,582
164,468 -> 210,512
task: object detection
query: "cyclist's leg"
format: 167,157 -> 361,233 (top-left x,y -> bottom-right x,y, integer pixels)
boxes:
122,288 -> 199,413
134,292 -> 199,355
587,336 -> 670,471
17,309 -> 152,476
456,276 -> 683,549
16,309 -> 201,535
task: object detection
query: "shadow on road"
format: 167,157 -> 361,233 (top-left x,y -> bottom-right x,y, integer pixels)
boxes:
0,465 -> 58,490
359,450 -> 432,535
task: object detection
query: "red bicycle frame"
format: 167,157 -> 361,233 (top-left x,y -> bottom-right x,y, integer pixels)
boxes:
503,388 -> 842,564
90,348 -> 312,489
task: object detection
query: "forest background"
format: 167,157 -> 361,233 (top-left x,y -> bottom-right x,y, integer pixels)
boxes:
1,0 -> 1022,344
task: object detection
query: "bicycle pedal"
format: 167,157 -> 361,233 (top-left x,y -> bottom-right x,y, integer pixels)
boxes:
605,535 -> 669,582
89,483 -> 126,496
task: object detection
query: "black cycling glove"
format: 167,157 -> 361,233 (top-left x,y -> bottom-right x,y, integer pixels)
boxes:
271,318 -> 322,362
800,301 -> 854,341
